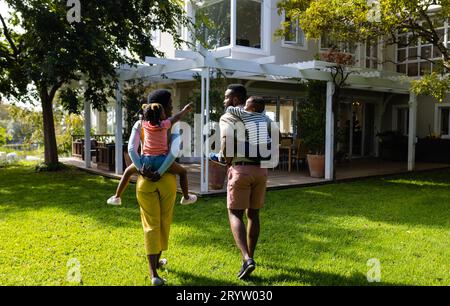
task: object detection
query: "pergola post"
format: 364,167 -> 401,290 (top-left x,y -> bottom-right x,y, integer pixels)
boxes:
84,99 -> 91,168
115,82 -> 123,175
200,68 -> 210,193
408,91 -> 418,171
325,81 -> 335,180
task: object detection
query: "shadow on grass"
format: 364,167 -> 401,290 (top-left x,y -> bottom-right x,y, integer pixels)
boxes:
245,265 -> 407,286
0,165 -> 142,228
3,165 -> 450,229
169,269 -> 237,286
170,265 -> 405,286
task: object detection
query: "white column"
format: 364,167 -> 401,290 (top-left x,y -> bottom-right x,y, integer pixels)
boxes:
349,103 -> 353,159
84,99 -> 91,168
408,92 -> 418,171
200,69 -> 206,193
199,67 -> 211,193
205,68 -> 210,193
325,82 -> 335,180
115,83 -> 123,175
361,103 -> 366,156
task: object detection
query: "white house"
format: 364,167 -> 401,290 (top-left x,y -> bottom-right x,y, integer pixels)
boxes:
84,0 -> 449,192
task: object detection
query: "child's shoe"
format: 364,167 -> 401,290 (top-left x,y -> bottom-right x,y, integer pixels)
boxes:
180,194 -> 197,205
107,196 -> 121,206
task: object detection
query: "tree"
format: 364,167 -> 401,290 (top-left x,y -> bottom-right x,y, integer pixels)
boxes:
0,126 -> 11,145
0,0 -> 190,166
277,0 -> 450,101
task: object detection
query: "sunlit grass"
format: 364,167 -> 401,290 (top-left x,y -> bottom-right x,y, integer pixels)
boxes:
0,164 -> 449,286
384,178 -> 450,187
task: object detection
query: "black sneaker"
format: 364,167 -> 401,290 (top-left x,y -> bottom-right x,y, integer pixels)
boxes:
237,258 -> 256,279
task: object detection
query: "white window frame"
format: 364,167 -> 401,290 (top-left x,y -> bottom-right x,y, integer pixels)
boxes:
434,103 -> 450,139
191,0 -> 270,56
365,39 -> 380,69
280,12 -> 307,50
392,105 -> 409,136
396,19 -> 448,77
319,35 -> 357,56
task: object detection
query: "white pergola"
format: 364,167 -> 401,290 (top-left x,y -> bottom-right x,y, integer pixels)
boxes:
82,49 -> 416,194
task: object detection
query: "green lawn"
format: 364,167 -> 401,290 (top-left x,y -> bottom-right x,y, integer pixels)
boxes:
0,163 -> 449,286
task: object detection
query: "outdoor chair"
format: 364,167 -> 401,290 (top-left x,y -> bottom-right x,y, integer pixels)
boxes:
278,138 -> 293,171
292,139 -> 308,171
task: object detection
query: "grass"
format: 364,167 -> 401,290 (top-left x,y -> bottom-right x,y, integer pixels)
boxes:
0,146 -> 44,159
0,162 -> 449,286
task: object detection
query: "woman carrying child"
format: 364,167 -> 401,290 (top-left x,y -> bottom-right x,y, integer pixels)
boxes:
107,89 -> 197,205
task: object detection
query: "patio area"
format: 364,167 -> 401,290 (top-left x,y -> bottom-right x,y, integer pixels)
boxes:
61,157 -> 450,196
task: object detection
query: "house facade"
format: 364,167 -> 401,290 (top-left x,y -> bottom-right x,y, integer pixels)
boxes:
88,0 -> 449,178
148,0 -> 449,158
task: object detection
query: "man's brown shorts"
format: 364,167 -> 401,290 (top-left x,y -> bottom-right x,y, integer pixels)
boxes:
227,165 -> 268,210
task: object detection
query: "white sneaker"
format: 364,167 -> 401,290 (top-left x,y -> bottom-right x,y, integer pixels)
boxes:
180,194 -> 197,205
107,196 -> 121,206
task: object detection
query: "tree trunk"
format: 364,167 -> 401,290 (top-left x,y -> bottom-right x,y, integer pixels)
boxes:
40,88 -> 59,165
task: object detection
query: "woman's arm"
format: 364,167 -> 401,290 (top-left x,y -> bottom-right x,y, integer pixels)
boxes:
155,123 -> 181,175
128,121 -> 143,171
168,103 -> 193,125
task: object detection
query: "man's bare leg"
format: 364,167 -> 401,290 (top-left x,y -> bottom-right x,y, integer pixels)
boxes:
246,208 -> 260,259
228,209 -> 250,261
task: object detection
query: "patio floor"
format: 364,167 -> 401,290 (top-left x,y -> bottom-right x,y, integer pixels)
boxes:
61,157 -> 450,196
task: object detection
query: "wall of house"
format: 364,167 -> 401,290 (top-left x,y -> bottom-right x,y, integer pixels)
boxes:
157,32 -> 177,59
380,94 -> 450,139
381,44 -> 397,73
268,0 -> 319,65
417,96 -> 438,138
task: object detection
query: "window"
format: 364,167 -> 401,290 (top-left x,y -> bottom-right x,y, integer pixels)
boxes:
393,106 -> 409,136
320,34 -> 356,55
195,0 -> 231,49
365,40 -> 378,69
396,19 -> 448,76
282,16 -> 305,48
236,0 -> 262,48
194,0 -> 265,50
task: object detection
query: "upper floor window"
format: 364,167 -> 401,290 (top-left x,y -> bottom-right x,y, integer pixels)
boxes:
320,34 -> 357,55
396,19 -> 448,77
365,40 -> 379,69
236,0 -> 262,48
195,0 -> 231,48
282,16 -> 305,49
194,0 -> 264,50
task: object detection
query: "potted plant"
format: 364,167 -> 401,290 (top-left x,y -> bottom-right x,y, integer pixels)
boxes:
297,81 -> 326,178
